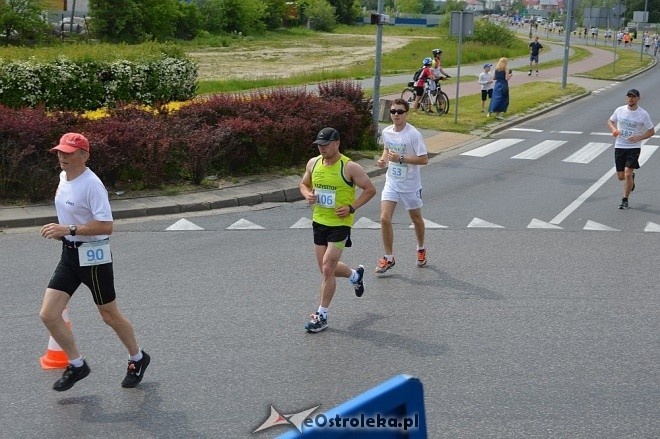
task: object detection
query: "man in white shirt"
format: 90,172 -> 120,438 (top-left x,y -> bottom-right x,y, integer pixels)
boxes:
39,133 -> 150,391
375,98 -> 429,273
607,89 -> 655,209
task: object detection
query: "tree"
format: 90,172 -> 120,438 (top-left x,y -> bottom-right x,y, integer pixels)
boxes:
0,0 -> 51,45
305,0 -> 337,31
395,0 -> 422,14
193,0 -> 266,35
327,0 -> 360,24
89,0 -> 182,43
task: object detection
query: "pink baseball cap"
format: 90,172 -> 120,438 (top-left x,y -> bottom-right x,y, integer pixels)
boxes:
50,133 -> 90,153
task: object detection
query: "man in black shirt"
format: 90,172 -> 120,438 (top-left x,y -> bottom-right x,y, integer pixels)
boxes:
529,36 -> 543,76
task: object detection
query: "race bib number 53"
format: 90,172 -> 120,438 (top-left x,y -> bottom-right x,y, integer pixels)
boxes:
388,163 -> 408,181
78,240 -> 112,266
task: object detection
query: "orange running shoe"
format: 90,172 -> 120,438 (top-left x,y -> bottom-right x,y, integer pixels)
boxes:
417,249 -> 427,267
374,257 -> 395,273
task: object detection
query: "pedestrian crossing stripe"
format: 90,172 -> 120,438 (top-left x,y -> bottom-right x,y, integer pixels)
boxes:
512,140 -> 566,160
461,138 -> 660,164
563,142 -> 610,164
461,138 -> 524,157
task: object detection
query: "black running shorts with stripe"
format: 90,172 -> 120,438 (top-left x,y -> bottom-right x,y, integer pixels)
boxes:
47,245 -> 116,305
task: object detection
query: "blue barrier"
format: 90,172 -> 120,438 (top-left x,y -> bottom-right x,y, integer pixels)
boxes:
276,374 -> 427,438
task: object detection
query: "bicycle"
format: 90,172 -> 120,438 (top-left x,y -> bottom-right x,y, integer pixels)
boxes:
401,78 -> 450,116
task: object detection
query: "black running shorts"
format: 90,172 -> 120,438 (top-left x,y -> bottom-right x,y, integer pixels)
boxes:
312,222 -> 352,248
614,148 -> 640,172
47,244 -> 116,305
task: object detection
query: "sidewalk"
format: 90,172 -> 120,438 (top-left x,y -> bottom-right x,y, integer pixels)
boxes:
0,41 -> 651,229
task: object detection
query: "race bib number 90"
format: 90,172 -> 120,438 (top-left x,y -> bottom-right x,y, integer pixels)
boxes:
78,240 -> 112,266
316,188 -> 336,208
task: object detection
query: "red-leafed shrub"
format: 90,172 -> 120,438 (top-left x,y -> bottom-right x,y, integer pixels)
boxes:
1,81 -> 374,201
0,105 -> 82,200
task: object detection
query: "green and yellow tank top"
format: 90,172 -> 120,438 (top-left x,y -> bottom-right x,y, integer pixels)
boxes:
311,154 -> 355,227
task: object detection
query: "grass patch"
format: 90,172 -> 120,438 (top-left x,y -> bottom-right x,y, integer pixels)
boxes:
194,25 -> 530,94
578,47 -> 654,80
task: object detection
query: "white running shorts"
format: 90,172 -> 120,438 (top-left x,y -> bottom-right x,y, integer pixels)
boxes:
380,186 -> 423,210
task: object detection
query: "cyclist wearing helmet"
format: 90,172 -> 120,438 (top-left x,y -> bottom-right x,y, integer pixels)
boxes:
431,49 -> 450,79
413,57 -> 435,112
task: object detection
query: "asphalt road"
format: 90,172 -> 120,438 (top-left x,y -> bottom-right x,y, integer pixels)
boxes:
1,62 -> 659,439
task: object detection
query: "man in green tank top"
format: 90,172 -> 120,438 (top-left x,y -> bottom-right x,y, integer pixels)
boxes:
299,127 -> 376,332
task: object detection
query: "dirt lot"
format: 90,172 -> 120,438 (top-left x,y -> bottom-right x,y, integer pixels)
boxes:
187,33 -> 416,80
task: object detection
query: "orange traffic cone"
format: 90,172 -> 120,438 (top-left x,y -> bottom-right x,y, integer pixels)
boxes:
40,308 -> 72,370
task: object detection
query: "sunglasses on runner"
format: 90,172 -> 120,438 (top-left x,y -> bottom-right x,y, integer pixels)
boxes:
390,109 -> 407,115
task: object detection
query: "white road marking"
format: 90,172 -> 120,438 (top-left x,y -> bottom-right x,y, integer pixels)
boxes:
583,220 -> 619,231
353,217 -> 381,229
166,218 -> 204,231
290,217 -> 312,228
562,142 -> 611,163
408,219 -> 447,229
644,222 -> 660,232
512,140 -> 566,160
527,218 -> 563,229
461,138 -> 524,157
467,218 -> 504,228
509,128 -> 543,132
226,218 -> 265,230
549,139 -> 660,225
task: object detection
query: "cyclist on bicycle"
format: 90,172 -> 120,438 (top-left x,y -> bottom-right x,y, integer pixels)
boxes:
431,49 -> 451,80
413,57 -> 435,112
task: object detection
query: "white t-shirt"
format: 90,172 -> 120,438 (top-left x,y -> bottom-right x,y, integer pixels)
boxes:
380,123 -> 428,193
54,168 -> 113,242
609,105 -> 654,149
478,71 -> 493,91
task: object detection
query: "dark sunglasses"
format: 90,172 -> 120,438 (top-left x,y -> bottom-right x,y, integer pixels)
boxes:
390,109 -> 407,115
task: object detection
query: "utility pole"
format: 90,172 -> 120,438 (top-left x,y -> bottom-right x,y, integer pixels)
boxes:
371,0 -> 385,142
561,0 -> 572,88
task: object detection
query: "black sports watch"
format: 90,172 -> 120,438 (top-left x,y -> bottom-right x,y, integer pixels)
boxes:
348,205 -> 355,214
69,224 -> 77,236
399,155 -> 404,164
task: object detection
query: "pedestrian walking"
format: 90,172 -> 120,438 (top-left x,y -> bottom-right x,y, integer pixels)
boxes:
528,36 -> 543,76
374,98 -> 429,274
300,127 -> 376,332
606,89 -> 655,210
488,57 -> 512,119
39,133 -> 150,391
478,63 -> 494,113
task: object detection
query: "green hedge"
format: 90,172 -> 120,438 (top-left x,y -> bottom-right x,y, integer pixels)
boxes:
0,55 -> 197,111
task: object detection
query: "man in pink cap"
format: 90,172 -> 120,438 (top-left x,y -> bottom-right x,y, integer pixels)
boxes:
39,133 -> 150,391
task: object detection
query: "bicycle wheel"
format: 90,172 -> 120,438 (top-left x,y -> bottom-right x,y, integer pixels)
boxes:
401,88 -> 415,106
419,93 -> 433,114
437,91 -> 450,114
